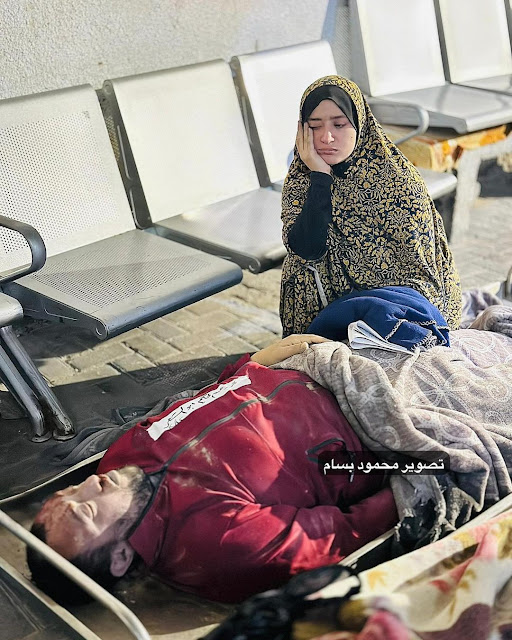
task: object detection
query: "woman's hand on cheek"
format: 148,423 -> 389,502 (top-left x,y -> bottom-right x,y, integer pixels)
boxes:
296,121 -> 332,175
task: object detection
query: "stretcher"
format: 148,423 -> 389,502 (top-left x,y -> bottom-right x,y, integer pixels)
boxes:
2,486 -> 512,640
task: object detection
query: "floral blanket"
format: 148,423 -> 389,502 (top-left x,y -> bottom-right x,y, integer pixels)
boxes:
275,326 -> 512,550
302,506 -> 512,640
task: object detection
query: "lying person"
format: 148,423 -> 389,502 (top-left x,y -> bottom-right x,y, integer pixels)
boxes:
28,334 -> 397,605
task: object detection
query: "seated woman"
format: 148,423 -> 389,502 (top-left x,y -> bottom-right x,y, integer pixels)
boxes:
280,75 -> 462,337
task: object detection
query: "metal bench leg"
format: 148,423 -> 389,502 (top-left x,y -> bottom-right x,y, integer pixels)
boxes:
0,341 -> 49,442
451,133 -> 512,244
450,149 -> 481,243
505,266 -> 512,301
0,327 -> 75,441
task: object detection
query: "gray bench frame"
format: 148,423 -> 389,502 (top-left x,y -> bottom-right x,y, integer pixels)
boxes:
100,60 -> 285,274
0,215 -> 74,441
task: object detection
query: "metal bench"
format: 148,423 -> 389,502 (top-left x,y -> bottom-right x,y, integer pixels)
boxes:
230,40 -> 457,202
350,0 -> 512,240
101,60 -> 285,274
350,0 -> 512,133
0,85 -> 242,343
0,215 -> 75,442
435,0 -> 512,97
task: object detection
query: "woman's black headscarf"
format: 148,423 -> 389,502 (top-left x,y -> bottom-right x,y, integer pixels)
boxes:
301,84 -> 359,133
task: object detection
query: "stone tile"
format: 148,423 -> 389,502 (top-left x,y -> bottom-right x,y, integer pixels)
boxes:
221,321 -> 279,347
62,363 -> 121,383
168,328 -> 231,352
159,345 -> 226,364
111,352 -> 155,373
17,323 -> 96,359
223,317 -> 266,334
245,332 -> 280,350
111,353 -> 164,386
241,268 -> 282,292
162,308 -> 197,324
141,318 -> 186,342
232,288 -> 280,311
215,298 -> 282,333
122,332 -> 180,365
215,335 -> 258,355
108,327 -> 145,343
67,342 -> 133,371
170,310 -> 237,332
37,358 -> 76,385
187,299 -> 228,316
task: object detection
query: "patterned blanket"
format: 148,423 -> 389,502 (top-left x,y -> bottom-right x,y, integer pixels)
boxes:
302,507 -> 512,640
275,326 -> 512,550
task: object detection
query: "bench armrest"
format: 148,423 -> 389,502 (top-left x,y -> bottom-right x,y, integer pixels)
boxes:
367,99 -> 430,144
0,215 -> 46,284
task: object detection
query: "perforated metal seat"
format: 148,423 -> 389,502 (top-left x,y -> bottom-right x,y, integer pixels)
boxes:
230,40 -> 457,202
435,0 -> 512,97
101,60 -> 285,273
8,232 -> 241,339
350,0 -> 512,133
0,85 -> 242,340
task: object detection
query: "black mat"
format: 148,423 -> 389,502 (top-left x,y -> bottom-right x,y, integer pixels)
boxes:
0,354 -> 241,503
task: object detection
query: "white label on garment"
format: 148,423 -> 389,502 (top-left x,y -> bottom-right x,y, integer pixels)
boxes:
147,375 -> 252,441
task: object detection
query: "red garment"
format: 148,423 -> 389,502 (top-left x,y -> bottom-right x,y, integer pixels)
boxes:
98,355 -> 397,602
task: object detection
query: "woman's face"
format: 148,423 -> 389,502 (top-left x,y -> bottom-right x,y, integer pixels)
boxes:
306,99 -> 357,164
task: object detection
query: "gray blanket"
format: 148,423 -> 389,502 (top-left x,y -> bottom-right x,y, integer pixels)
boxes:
274,327 -> 512,550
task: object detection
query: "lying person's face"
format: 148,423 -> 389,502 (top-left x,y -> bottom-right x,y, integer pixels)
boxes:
34,466 -> 144,560
307,99 -> 357,165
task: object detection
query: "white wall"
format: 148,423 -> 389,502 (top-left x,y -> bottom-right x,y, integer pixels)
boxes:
0,0 -> 333,99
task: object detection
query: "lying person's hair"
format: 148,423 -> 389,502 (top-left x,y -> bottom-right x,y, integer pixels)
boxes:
27,521 -> 133,605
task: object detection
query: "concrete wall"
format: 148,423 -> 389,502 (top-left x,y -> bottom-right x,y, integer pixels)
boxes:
0,0 -> 336,99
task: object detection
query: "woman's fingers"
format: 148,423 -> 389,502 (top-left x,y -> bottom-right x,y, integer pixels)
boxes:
305,122 -> 315,152
250,334 -> 330,366
296,123 -> 332,174
275,334 -> 330,361
285,333 -> 330,345
279,341 -> 309,359
296,121 -> 306,155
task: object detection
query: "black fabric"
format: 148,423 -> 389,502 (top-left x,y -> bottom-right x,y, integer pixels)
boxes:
287,172 -> 333,260
301,84 -> 358,132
